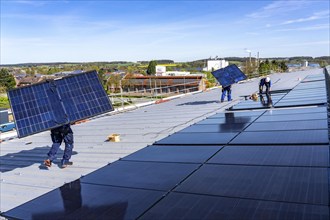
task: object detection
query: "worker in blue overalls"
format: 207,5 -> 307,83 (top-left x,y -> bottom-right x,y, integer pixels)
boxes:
221,85 -> 232,102
44,124 -> 74,168
259,76 -> 271,94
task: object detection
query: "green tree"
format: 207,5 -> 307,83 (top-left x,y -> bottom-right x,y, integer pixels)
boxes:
0,68 -> 16,91
258,61 -> 271,76
279,61 -> 288,72
107,74 -> 122,93
146,60 -> 157,75
98,69 -> 107,89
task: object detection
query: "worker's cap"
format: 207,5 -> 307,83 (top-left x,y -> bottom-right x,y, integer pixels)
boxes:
265,77 -> 270,82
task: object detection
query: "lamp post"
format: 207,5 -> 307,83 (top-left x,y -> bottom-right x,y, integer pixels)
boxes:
245,49 -> 252,77
245,49 -> 252,63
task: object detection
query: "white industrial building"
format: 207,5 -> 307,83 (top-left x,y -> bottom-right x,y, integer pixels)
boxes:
203,59 -> 229,71
156,65 -> 166,75
155,65 -> 191,76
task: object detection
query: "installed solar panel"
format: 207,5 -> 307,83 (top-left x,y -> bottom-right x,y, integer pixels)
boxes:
175,164 -> 329,205
245,120 -> 328,131
180,124 -> 249,133
3,180 -> 164,220
211,64 -> 247,87
155,132 -> 238,145
207,145 -> 329,167
8,71 -> 113,138
208,111 -> 265,118
230,130 -> 329,145
140,192 -> 329,220
262,106 -> 327,116
81,160 -> 199,191
122,145 -> 222,163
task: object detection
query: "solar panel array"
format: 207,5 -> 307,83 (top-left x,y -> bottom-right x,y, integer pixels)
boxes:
230,73 -> 327,111
211,64 -> 247,87
3,72 -> 330,219
8,71 -> 113,138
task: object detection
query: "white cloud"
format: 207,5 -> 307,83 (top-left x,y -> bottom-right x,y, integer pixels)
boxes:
282,10 -> 330,25
13,0 -> 47,6
274,24 -> 329,32
281,40 -> 330,47
247,0 -> 311,18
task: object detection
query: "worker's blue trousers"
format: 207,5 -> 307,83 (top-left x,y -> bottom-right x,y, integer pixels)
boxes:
221,89 -> 232,102
47,132 -> 74,164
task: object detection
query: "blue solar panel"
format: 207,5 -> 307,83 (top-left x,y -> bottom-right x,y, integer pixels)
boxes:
57,71 -> 112,122
211,64 -> 247,87
8,70 -> 113,138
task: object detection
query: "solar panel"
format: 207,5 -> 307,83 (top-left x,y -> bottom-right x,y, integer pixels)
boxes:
230,130 -> 329,145
175,164 -> 329,205
3,180 -> 164,220
207,145 -> 329,167
211,64 -> 247,87
81,160 -> 199,191
140,192 -> 329,220
122,145 -> 222,163
155,132 -> 238,145
8,70 -> 113,138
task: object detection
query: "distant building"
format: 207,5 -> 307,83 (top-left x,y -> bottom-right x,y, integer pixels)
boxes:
16,76 -> 42,87
52,70 -> 84,77
203,59 -> 229,71
162,71 -> 190,76
303,60 -> 308,67
156,65 -> 166,75
308,63 -> 320,68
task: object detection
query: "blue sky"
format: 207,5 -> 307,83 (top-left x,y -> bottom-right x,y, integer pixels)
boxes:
1,0 -> 329,64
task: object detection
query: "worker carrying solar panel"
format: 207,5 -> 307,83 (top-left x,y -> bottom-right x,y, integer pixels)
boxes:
259,76 -> 271,95
211,64 -> 247,103
44,124 -> 74,169
221,85 -> 232,102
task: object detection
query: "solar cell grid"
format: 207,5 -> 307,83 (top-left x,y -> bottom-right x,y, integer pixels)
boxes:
8,70 -> 113,137
211,64 -> 247,87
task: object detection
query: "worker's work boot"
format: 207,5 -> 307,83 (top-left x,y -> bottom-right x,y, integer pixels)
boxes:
44,159 -> 52,167
61,161 -> 73,169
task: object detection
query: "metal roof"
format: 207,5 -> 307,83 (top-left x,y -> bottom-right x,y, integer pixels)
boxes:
1,68 -> 328,219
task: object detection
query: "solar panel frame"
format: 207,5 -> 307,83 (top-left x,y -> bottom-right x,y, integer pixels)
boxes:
211,64 -> 247,87
8,70 -> 113,138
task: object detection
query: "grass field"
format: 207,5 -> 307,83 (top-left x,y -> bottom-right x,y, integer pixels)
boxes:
0,93 -> 9,109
